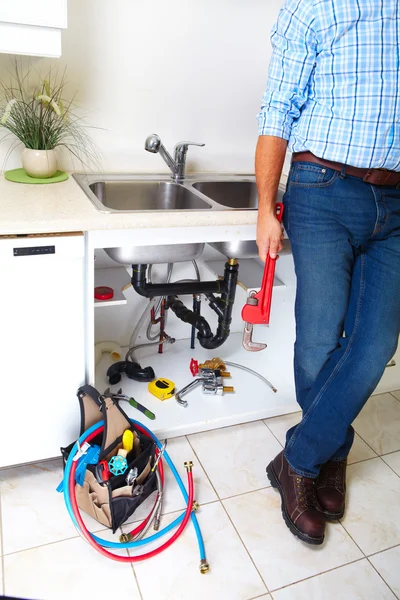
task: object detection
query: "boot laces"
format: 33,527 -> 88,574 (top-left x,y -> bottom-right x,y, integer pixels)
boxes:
297,477 -> 319,509
320,461 -> 343,487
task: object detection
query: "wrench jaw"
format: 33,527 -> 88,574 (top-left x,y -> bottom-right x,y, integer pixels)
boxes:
242,322 -> 267,352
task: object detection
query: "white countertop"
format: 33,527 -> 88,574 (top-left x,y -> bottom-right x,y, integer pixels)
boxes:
0,173 -> 263,236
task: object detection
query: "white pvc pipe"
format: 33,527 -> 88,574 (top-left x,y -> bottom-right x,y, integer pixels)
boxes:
95,341 -> 122,367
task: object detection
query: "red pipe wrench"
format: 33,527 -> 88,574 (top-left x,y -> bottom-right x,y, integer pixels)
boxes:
241,202 -> 284,351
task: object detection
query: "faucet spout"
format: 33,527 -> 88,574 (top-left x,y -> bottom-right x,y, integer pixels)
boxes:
144,134 -> 178,178
144,133 -> 204,182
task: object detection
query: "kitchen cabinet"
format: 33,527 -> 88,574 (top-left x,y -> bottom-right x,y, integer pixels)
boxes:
0,0 -> 67,57
0,233 -> 85,467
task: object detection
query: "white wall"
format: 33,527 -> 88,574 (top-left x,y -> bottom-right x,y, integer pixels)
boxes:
0,0 -> 285,174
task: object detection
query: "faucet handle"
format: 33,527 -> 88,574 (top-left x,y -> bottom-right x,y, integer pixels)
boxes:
174,141 -> 205,152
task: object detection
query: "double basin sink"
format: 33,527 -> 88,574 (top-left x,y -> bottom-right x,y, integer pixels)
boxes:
73,174 -> 287,263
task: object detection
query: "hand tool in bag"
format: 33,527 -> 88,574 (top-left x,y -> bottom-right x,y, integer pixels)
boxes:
241,202 -> 284,351
109,389 -> 156,421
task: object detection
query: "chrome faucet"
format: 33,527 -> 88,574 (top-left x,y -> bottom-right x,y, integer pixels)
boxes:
144,134 -> 205,182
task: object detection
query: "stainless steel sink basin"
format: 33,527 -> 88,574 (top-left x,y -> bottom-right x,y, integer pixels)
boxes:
88,180 -> 212,212
104,243 -> 205,265
209,239 -> 291,259
192,181 -> 285,209
192,181 -> 258,209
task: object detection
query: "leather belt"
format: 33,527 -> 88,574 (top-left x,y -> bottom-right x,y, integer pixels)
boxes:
292,151 -> 400,187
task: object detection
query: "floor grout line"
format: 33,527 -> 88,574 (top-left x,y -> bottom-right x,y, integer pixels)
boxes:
378,455 -> 400,479
131,564 -> 144,600
185,436 -> 270,596
262,419 -> 286,449
367,542 -> 400,559
367,556 -> 400,600
268,557 -> 366,594
388,390 -> 400,404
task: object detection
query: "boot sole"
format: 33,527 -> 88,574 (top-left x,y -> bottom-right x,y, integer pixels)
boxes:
266,461 -> 324,546
318,507 -> 345,521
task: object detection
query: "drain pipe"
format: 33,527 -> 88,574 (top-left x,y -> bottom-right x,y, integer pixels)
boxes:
130,260 -> 239,350
131,264 -> 224,298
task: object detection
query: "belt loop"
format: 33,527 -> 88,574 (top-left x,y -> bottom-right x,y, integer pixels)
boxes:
340,165 -> 347,180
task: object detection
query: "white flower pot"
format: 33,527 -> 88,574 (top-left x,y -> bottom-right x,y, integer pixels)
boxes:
21,148 -> 58,179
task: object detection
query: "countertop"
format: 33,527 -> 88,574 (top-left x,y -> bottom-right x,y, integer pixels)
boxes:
0,173 -> 264,236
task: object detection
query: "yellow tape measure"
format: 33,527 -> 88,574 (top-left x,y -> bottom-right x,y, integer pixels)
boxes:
148,378 -> 175,401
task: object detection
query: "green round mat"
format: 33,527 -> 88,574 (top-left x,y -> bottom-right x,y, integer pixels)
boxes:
4,168 -> 69,184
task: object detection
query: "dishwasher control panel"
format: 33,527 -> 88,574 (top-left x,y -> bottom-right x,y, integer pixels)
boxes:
13,245 -> 55,257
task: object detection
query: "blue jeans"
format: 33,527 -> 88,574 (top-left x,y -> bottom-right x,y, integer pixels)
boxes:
283,161 -> 400,478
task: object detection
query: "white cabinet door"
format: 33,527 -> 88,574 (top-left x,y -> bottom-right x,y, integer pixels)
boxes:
0,0 -> 67,57
0,0 -> 67,29
0,234 -> 85,467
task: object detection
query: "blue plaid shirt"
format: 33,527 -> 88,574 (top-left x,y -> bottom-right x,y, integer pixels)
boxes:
258,0 -> 400,170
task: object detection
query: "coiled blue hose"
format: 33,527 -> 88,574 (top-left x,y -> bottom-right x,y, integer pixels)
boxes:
62,418 -> 206,559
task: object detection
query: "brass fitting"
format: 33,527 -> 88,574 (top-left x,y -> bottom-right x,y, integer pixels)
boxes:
192,500 -> 200,512
199,357 -> 226,371
119,532 -> 133,543
223,386 -> 234,393
199,559 -> 210,574
184,460 -> 194,472
221,371 -> 231,378
227,257 -> 238,266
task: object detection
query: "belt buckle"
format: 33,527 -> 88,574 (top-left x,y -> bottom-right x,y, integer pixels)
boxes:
363,168 -> 393,186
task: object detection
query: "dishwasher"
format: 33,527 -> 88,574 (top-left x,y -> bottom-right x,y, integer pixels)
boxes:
0,233 -> 86,467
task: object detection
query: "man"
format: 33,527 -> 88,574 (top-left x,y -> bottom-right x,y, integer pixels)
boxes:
256,0 -> 400,545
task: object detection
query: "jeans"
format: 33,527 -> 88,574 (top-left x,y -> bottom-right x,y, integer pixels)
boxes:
283,161 -> 400,478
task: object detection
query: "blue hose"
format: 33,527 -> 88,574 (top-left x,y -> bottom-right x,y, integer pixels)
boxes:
62,419 -> 206,559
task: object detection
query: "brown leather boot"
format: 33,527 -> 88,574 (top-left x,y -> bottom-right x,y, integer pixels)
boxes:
266,451 -> 325,545
316,460 -> 346,520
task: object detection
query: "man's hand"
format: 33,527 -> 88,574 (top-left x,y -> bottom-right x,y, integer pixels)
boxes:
255,135 -> 288,262
257,212 -> 284,262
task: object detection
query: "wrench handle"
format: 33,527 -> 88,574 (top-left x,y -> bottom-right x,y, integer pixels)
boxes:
260,202 -> 284,323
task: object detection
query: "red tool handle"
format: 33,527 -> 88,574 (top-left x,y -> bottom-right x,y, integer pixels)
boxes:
241,203 -> 284,326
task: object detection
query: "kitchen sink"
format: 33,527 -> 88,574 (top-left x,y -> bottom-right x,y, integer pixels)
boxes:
192,181 -> 285,209
192,181 -> 258,209
209,238 -> 291,259
88,180 -> 212,212
104,242 -> 205,265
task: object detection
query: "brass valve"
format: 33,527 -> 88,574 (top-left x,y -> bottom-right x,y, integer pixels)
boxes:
199,357 -> 227,371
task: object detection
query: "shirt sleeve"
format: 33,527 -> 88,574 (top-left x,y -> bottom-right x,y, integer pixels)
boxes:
257,0 -> 318,139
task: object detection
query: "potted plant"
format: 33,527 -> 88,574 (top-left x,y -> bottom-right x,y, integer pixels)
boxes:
0,62 -> 98,179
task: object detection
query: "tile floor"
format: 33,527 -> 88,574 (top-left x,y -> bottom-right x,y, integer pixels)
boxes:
1,390 -> 400,600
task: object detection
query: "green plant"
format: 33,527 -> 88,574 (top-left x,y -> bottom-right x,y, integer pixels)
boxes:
0,61 -> 99,167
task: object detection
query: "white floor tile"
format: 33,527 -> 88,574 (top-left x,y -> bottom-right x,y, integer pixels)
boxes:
353,393 -> 400,455
264,411 -> 300,446
382,451 -> 400,476
264,412 -> 376,465
223,488 -> 362,591
390,389 -> 400,402
341,458 -> 400,555
125,435 -> 218,525
369,545 -> 400,598
188,421 -> 282,498
131,502 -> 267,600
4,529 -> 140,600
271,559 -> 396,600
0,459 -> 104,554
347,434 -> 378,465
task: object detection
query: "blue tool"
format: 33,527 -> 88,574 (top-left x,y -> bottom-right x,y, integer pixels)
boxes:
57,444 -> 101,492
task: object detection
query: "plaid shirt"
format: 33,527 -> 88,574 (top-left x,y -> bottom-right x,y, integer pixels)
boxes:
258,0 -> 400,170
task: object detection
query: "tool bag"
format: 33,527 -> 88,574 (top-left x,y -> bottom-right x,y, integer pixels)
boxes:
61,385 -> 157,533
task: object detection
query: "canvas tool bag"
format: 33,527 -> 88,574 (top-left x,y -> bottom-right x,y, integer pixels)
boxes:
61,385 -> 157,533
